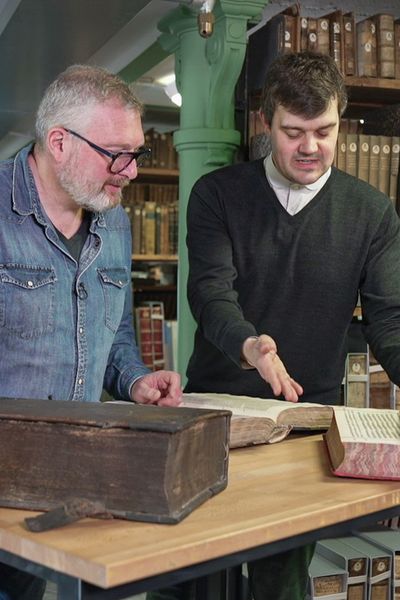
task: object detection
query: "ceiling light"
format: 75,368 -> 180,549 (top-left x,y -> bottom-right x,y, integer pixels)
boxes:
157,73 -> 176,87
165,81 -> 182,107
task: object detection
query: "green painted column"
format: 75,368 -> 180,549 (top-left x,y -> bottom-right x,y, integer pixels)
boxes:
158,0 -> 268,381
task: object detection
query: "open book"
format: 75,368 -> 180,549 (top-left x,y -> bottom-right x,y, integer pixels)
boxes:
181,393 -> 333,448
324,406 -> 400,480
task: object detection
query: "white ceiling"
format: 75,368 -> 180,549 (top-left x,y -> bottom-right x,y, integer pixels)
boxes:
0,0 -> 399,159
0,0 -> 182,159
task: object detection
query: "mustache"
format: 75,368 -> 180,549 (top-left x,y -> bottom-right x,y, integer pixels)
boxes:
106,176 -> 130,188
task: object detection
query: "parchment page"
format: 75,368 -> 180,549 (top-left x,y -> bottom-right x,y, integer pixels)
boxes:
182,393 -> 323,419
334,406 -> 400,443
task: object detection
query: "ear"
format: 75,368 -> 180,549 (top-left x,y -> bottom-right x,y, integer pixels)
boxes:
47,127 -> 69,163
259,109 -> 271,135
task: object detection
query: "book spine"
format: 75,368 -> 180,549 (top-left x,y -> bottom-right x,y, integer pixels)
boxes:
317,17 -> 330,56
328,11 -> 345,75
389,136 -> 400,207
135,302 -> 166,370
378,135 -> 391,196
300,17 -> 308,52
306,18 -> 318,53
345,133 -> 358,177
144,201 -> 156,255
343,13 -> 357,76
374,14 -> 395,79
357,134 -> 370,183
395,19 -> 400,80
357,18 -> 377,77
369,136 -> 381,190
344,353 -> 369,408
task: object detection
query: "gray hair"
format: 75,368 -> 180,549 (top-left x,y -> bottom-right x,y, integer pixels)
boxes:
35,64 -> 143,147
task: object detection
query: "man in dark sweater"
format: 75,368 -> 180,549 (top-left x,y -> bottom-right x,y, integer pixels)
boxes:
149,52 -> 400,600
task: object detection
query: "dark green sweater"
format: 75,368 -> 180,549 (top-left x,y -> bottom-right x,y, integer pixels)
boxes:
186,159 -> 400,405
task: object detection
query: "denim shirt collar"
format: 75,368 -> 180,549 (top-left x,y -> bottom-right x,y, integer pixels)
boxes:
12,143 -> 106,229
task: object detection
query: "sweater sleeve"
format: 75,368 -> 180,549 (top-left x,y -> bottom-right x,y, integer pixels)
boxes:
186,177 -> 257,367
360,200 -> 400,384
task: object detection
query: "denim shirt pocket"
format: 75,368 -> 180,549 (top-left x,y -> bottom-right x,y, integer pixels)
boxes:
0,264 -> 56,338
98,267 -> 130,333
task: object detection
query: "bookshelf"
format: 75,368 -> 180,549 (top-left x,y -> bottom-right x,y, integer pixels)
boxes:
133,254 -> 178,261
345,76 -> 400,107
138,167 -> 179,180
125,130 -> 180,368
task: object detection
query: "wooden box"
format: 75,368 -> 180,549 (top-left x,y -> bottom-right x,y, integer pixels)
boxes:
0,398 -> 230,523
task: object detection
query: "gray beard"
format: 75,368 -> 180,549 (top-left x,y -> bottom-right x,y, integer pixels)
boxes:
58,160 -> 122,213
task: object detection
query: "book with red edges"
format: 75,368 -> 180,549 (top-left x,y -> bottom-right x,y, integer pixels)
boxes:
324,406 -> 400,480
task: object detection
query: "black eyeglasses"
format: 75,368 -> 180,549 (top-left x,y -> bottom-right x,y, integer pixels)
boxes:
64,128 -> 151,174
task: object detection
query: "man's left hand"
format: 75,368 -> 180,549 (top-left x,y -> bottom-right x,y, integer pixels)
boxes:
130,371 -> 182,406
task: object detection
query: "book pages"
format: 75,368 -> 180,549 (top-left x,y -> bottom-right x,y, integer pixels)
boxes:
334,406 -> 400,444
182,392 -> 323,418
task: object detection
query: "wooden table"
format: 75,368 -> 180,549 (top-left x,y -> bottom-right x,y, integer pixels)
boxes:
0,434 -> 399,599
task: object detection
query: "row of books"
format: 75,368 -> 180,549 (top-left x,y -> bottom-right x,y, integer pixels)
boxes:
308,526 -> 399,600
134,301 -> 177,371
142,128 -> 179,171
247,6 -> 400,92
124,182 -> 179,206
335,132 -> 400,205
123,183 -> 179,256
125,201 -> 178,256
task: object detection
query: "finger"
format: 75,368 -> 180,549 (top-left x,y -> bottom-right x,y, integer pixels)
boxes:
280,376 -> 303,402
139,385 -> 161,405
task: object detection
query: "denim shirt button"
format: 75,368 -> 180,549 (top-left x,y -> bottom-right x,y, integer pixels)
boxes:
27,280 -> 34,287
78,378 -> 84,385
79,327 -> 83,334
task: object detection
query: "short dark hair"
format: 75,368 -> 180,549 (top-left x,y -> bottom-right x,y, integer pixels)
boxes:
260,52 -> 347,123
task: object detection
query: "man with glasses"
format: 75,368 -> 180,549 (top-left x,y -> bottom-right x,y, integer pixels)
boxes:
0,64 -> 182,599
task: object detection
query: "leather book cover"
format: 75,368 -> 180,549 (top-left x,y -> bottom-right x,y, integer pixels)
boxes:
389,136 -> 400,206
374,14 -> 395,79
369,135 -> 381,189
317,16 -> 330,56
357,134 -> 370,183
325,10 -> 345,74
0,398 -> 230,523
343,12 -> 357,76
395,19 -> 400,79
378,135 -> 392,196
345,133 -> 358,177
299,16 -> 308,51
144,200 -> 156,255
306,17 -> 318,53
357,18 -> 377,77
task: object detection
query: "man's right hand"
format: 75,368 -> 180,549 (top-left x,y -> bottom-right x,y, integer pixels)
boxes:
242,334 -> 303,402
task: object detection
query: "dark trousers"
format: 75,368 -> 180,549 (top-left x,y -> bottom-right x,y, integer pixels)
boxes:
146,544 -> 315,600
0,564 -> 46,600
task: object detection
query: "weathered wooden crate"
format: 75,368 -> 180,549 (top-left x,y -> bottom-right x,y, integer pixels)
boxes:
0,398 -> 230,524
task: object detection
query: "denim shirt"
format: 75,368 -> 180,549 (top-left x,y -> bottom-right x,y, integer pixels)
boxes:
0,145 -> 150,402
